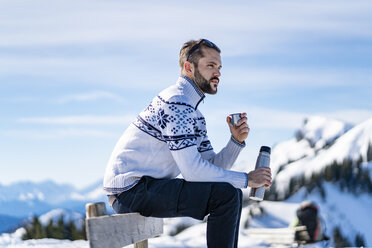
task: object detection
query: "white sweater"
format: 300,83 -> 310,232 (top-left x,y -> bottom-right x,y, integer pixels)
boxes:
103,75 -> 248,195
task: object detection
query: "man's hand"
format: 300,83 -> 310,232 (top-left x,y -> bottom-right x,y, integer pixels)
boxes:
226,112 -> 250,143
247,167 -> 272,188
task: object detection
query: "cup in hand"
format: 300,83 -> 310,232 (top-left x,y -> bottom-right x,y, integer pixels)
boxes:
230,113 -> 241,126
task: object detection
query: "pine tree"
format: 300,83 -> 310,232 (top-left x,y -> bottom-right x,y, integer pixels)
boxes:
355,233 -> 366,247
45,219 -> 55,238
52,216 -> 64,239
22,213 -> 87,241
68,221 -> 80,240
333,226 -> 351,248
367,142 -> 372,162
22,216 -> 46,240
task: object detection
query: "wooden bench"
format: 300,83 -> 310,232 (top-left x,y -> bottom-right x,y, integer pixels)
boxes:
246,226 -> 309,247
85,202 -> 163,248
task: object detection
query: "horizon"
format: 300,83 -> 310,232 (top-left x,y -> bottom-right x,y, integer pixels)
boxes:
1,0 -> 372,188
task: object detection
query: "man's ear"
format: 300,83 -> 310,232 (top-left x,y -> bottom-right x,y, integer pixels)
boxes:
184,61 -> 193,73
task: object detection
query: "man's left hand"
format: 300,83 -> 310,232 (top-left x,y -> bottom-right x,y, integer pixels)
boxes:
226,112 -> 250,143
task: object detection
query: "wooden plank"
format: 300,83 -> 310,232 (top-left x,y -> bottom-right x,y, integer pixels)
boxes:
134,240 -> 148,248
86,202 -> 107,218
247,227 -> 295,235
246,226 -> 308,245
86,213 -> 163,248
247,227 -> 296,245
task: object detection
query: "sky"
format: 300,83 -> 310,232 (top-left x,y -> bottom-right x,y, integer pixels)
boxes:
1,0 -> 371,188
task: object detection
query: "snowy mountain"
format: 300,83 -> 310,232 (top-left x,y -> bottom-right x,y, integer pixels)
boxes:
265,116 -> 372,246
38,209 -> 84,230
0,116 -> 371,247
0,179 -> 107,233
270,116 -> 372,198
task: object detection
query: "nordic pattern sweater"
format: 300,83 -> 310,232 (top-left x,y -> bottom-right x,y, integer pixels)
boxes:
103,75 -> 248,195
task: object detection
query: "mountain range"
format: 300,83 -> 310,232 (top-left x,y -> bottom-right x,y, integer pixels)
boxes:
0,179 -> 107,233
265,116 -> 372,246
1,115 -> 371,246
270,116 -> 372,199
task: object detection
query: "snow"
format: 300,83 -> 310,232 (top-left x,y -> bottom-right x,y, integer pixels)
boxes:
318,184 -> 372,246
297,116 -> 352,150
38,209 -> 84,230
271,138 -> 314,175
19,193 -> 44,202
248,201 -> 298,228
274,117 -> 372,196
0,228 -> 87,248
0,198 -> 333,248
2,183 -> 372,247
1,116 -> 371,247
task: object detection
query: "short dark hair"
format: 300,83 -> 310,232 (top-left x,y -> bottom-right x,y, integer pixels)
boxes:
179,39 -> 221,71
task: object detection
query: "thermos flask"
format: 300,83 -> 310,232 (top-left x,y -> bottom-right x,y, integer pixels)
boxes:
249,146 -> 271,201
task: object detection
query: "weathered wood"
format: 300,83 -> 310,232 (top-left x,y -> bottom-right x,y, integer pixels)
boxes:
247,226 -> 308,246
85,203 -> 163,248
86,202 -> 107,218
134,239 -> 148,248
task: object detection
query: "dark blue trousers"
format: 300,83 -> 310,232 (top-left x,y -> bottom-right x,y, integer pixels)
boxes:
112,176 -> 243,248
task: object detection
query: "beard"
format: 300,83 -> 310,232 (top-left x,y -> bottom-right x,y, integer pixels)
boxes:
194,66 -> 219,95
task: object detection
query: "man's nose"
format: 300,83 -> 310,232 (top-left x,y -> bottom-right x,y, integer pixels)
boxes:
214,69 -> 221,78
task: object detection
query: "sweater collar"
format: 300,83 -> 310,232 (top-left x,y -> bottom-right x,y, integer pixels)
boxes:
178,75 -> 205,109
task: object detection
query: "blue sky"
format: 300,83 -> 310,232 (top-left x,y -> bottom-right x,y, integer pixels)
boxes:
1,0 -> 371,188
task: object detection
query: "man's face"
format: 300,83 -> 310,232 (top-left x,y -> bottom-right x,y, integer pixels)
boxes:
193,47 -> 222,95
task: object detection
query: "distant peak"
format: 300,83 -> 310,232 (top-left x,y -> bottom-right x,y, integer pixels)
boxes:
295,116 -> 353,149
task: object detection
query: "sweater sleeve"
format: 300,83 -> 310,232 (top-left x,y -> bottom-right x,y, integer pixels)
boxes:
171,146 -> 248,188
200,135 -> 245,170
159,102 -> 248,188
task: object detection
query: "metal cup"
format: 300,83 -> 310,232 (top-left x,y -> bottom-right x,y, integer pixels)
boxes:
230,113 -> 241,126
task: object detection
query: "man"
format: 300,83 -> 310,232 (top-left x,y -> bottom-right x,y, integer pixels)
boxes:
103,39 -> 272,248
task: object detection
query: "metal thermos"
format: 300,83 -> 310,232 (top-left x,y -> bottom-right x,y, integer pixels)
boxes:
249,146 -> 271,201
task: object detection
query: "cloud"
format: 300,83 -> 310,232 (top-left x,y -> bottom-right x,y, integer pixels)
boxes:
18,114 -> 135,125
1,0 -> 371,49
1,128 -> 117,139
222,67 -> 372,90
317,109 -> 372,124
57,91 -> 124,103
203,106 -> 371,130
1,0 -> 371,91
203,106 -> 307,130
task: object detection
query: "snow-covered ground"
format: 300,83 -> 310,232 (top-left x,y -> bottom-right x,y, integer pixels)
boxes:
0,187 -> 342,248
1,183 -> 369,247
1,116 -> 371,247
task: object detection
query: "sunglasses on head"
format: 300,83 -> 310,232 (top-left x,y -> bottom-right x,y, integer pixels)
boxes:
186,39 -> 220,62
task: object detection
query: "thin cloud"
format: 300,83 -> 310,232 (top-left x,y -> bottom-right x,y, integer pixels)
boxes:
57,91 -> 124,103
1,0 -> 371,49
317,109 -> 372,124
18,114 -> 136,125
203,106 -> 371,130
222,67 -> 372,90
1,0 -> 371,91
203,106 -> 306,130
1,128 -> 117,139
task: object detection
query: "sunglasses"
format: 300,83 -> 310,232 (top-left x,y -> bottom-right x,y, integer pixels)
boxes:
186,39 -> 220,62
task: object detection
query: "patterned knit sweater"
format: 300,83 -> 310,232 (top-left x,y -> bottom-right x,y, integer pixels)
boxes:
103,75 -> 248,195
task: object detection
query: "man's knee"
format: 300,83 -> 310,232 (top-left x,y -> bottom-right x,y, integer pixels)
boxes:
210,182 -> 241,207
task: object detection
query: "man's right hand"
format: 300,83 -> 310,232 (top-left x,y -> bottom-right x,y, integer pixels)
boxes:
247,167 -> 272,188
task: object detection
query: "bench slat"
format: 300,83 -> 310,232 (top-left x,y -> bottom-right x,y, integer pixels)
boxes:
86,213 -> 163,248
247,226 -> 308,245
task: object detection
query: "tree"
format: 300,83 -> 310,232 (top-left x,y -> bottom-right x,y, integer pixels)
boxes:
22,214 -> 87,241
333,226 -> 351,248
355,233 -> 366,247
22,216 -> 46,240
367,142 -> 372,162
